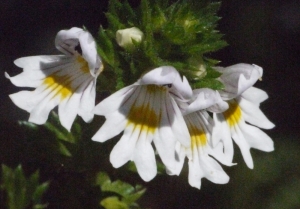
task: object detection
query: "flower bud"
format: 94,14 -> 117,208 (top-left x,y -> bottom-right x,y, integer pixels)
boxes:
116,27 -> 144,50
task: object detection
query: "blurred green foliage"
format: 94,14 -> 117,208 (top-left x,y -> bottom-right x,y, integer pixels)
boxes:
1,165 -> 49,209
220,139 -> 300,209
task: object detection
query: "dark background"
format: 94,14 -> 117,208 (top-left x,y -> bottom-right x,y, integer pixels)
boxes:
1,0 -> 300,208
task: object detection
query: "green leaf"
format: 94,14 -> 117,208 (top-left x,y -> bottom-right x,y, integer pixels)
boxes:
32,182 -> 50,203
95,172 -> 111,186
100,196 -> 129,209
43,112 -> 77,144
193,78 -> 224,90
96,172 -> 146,208
58,142 -> 72,157
122,187 -> 146,205
18,121 -> 38,130
102,179 -> 135,197
1,164 -> 49,209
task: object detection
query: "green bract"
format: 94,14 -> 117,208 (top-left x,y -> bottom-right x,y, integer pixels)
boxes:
97,0 -> 227,90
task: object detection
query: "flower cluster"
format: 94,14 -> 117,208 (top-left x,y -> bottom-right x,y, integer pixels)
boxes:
6,27 -> 274,190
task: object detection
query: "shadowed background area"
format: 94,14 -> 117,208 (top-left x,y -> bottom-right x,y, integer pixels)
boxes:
1,0 -> 300,208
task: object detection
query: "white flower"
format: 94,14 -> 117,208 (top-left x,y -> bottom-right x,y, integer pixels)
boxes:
5,27 -> 103,131
172,89 -> 233,189
212,64 -> 275,168
92,66 -> 192,181
116,27 -> 144,48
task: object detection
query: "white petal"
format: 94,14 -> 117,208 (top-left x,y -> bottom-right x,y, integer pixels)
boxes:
199,156 -> 230,184
241,87 -> 269,103
154,125 -> 177,174
93,85 -> 135,116
12,83 -> 62,124
5,71 -> 43,88
92,111 -> 127,142
188,152 -> 229,189
9,91 -> 35,112
133,135 -> 157,182
78,78 -> 96,123
78,31 -> 103,77
167,142 -> 186,176
58,94 -> 81,131
168,97 -> 191,148
29,93 -> 61,125
188,153 -> 202,189
109,125 -> 138,168
239,122 -> 274,152
231,125 -> 254,169
212,113 -> 234,163
184,89 -> 228,115
14,55 -> 69,72
7,55 -> 71,88
238,97 -> 275,129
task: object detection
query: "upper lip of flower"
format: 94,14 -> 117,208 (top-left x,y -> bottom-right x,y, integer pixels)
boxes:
215,63 -> 264,100
55,27 -> 103,78
138,66 -> 193,101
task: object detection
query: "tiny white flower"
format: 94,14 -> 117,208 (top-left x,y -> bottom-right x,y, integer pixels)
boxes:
212,64 -> 274,168
116,27 -> 144,48
5,27 -> 103,131
92,66 -> 192,181
172,89 -> 234,189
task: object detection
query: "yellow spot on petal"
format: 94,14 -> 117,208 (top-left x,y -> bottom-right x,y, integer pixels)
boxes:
127,104 -> 160,134
223,100 -> 242,127
43,75 -> 73,101
189,124 -> 207,150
